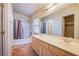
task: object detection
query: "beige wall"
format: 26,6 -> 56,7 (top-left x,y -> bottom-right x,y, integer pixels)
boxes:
32,4 -> 72,20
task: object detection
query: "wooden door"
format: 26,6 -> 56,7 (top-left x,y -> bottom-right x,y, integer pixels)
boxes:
64,15 -> 74,38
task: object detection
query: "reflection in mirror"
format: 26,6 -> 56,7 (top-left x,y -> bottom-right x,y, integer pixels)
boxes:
41,19 -> 46,34
40,14 -> 75,39
33,19 -> 41,34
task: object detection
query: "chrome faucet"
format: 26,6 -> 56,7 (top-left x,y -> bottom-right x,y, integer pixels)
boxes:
64,37 -> 73,43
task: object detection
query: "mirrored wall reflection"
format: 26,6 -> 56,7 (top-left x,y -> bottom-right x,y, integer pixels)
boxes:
41,18 -> 52,35
33,4 -> 79,39
39,4 -> 79,39
41,16 -> 62,36
42,22 -> 46,34
41,19 -> 46,34
41,14 -> 74,38
33,19 -> 41,34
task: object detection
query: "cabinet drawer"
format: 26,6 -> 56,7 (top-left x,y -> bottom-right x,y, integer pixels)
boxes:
49,44 -> 74,56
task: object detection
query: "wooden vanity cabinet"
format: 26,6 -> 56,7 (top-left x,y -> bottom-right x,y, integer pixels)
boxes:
32,36 -> 74,56
32,37 -> 52,56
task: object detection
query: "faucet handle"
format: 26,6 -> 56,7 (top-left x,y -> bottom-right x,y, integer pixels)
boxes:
64,37 -> 73,43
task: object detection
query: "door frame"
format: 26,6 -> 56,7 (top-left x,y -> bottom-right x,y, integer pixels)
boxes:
0,3 -> 4,56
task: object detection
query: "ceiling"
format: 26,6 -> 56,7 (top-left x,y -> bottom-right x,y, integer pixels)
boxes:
13,3 -> 48,16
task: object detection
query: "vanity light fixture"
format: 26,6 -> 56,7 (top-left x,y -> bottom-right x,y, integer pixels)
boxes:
46,3 -> 58,10
46,3 -> 64,12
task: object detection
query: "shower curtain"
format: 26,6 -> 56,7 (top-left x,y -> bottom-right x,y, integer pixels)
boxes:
17,20 -> 22,39
14,20 -> 22,39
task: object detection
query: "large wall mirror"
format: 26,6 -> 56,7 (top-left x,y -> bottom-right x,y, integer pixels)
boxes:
40,3 -> 79,39
33,4 -> 79,39
40,14 -> 75,38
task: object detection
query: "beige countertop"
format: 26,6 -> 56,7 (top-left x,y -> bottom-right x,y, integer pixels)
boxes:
32,34 -> 79,56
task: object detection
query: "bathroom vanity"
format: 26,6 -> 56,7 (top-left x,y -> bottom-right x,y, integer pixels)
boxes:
31,34 -> 79,56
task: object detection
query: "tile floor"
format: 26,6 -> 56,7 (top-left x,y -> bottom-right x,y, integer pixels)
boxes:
12,43 -> 38,56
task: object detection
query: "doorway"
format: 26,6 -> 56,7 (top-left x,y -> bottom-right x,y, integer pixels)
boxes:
64,14 -> 74,38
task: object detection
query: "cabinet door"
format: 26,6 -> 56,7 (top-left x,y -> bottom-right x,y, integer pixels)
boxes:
34,43 -> 41,55
41,47 -> 52,56
49,45 -> 74,56
32,39 -> 41,55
